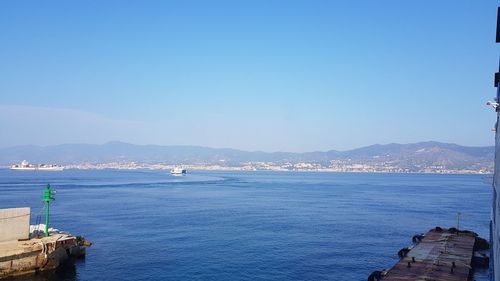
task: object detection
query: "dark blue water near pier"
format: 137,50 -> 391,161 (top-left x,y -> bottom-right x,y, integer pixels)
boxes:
0,170 -> 491,281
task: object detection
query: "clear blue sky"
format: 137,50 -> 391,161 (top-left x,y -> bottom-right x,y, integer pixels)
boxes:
0,0 -> 498,152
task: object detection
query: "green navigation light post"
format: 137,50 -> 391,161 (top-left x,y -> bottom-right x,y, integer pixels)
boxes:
42,184 -> 55,237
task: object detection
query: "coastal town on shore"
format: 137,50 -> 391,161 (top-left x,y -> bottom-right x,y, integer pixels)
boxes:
53,161 -> 491,174
2,142 -> 492,175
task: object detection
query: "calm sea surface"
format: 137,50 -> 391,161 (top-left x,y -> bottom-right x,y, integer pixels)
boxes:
0,169 -> 492,281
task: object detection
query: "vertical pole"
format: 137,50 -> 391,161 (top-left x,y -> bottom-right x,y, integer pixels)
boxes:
45,201 -> 49,237
457,212 -> 461,230
491,7 -> 500,281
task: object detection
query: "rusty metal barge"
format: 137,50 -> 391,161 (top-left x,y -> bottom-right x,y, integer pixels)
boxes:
368,227 -> 489,281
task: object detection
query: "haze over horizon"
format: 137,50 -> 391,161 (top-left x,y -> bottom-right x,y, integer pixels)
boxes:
1,1 -> 497,152
0,139 -> 494,154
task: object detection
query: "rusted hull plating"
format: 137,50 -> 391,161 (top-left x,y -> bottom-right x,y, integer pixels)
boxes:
382,228 -> 482,281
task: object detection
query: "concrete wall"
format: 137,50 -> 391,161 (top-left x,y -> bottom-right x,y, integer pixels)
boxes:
0,208 -> 30,242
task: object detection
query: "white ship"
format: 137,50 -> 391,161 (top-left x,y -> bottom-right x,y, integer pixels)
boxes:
170,167 -> 187,175
10,160 -> 64,171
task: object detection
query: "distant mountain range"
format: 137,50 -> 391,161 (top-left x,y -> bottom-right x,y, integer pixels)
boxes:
0,141 -> 494,171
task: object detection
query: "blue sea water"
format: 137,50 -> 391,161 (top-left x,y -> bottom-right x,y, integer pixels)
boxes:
0,170 -> 492,281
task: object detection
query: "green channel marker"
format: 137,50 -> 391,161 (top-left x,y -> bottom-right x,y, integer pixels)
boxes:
42,184 -> 55,237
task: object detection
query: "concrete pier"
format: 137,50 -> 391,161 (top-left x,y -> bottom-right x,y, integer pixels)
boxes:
376,227 -> 486,281
0,232 -> 90,279
0,206 -> 91,279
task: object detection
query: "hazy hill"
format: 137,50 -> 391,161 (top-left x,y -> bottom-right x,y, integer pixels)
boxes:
336,141 -> 493,170
0,141 -> 493,170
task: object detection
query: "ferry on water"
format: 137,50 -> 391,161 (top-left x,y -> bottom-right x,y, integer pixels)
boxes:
170,167 -> 187,175
10,160 -> 64,171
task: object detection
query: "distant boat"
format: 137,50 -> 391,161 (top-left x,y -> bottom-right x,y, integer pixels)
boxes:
11,160 -> 64,171
170,167 -> 187,175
